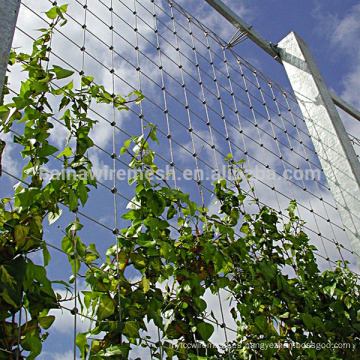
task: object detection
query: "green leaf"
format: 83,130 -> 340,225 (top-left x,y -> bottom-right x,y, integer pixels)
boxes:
0,106 -> 10,122
102,344 -> 131,357
39,315 -> 55,329
45,7 -> 58,19
60,4 -> 69,13
69,189 -> 78,211
142,277 -> 150,294
81,76 -> 94,86
21,324 -> 42,359
188,355 -> 208,360
255,315 -> 268,333
61,236 -> 73,254
76,332 -> 89,358
300,313 -> 314,330
324,282 -> 336,297
97,295 -> 115,320
77,182 -> 89,207
57,146 -> 72,158
196,322 -> 214,342
123,321 -> 140,338
52,65 -> 74,80
0,288 -> 18,307
48,208 -> 63,225
42,246 -> 51,266
167,205 -> 177,220
38,144 -> 58,157
14,225 -> 29,244
160,242 -> 173,260
122,210 -> 137,220
0,266 -> 16,288
17,188 -> 41,208
27,259 -> 51,286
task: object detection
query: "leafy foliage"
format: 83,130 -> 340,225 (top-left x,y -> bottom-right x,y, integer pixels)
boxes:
1,5 -> 360,360
0,5 -> 141,359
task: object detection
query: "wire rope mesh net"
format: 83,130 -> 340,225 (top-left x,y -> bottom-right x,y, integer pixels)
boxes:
2,0 -> 360,357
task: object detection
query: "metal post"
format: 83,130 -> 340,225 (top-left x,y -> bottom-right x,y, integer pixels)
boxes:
278,32 -> 360,267
204,0 -> 360,122
0,0 -> 21,100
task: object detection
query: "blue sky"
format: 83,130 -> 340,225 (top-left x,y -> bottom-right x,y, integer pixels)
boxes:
2,0 -> 360,358
183,0 -> 360,106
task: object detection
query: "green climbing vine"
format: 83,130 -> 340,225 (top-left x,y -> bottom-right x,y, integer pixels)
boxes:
0,4 -> 142,359
0,4 -> 360,360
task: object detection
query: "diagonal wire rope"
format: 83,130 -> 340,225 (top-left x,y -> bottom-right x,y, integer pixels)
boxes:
9,25 -> 353,261
114,0 -> 322,172
0,169 -> 351,354
11,0 -> 358,284
56,0 -> 341,214
2,168 -> 349,273
7,4 -> 360,354
25,0 -> 339,216
79,0 -> 325,187
8,48 -> 352,267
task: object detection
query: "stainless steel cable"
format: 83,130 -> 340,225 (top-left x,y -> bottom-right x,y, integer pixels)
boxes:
188,17 -> 220,174
110,0 -> 123,345
11,20 -> 354,258
168,1 -> 205,207
7,2 -> 360,355
23,1 -> 337,215
152,0 -> 178,189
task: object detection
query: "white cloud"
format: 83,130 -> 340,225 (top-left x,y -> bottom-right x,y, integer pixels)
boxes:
331,4 -> 360,111
4,1 -> 360,358
1,130 -> 22,179
315,4 -> 360,133
174,0 -> 251,41
50,284 -> 90,334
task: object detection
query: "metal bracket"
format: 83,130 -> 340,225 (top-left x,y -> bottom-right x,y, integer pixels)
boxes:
225,28 -> 249,48
204,0 -> 360,122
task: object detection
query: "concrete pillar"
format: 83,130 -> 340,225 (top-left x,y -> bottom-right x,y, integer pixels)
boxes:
0,0 -> 21,100
278,31 -> 360,268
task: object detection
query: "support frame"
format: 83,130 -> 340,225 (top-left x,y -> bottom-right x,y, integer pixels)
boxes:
0,0 -> 21,101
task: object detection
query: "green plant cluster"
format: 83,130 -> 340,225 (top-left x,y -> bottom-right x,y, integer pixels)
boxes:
0,5 -> 359,360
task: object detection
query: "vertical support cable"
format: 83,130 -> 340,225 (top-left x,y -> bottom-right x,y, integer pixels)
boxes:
73,2 -> 88,357
152,0 -> 177,189
221,47 -> 258,214
187,18 -> 220,174
134,0 -> 144,135
200,30 -> 231,353
204,32 -> 233,158
72,225 -> 78,360
168,1 -> 205,207
110,0 -> 123,346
